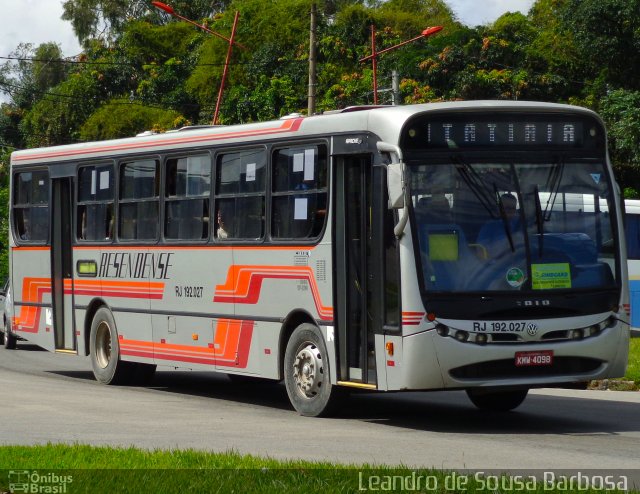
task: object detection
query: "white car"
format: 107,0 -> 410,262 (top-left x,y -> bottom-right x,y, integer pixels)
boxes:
0,279 -> 17,349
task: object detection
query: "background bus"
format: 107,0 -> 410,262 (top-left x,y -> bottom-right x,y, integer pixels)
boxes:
5,101 -> 630,416
625,199 -> 640,335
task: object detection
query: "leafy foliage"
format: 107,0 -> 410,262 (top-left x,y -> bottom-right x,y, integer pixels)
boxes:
2,0 -> 640,194
79,99 -> 183,140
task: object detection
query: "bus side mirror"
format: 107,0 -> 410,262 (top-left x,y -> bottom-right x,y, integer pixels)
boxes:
377,141 -> 409,238
377,142 -> 405,210
387,162 -> 405,209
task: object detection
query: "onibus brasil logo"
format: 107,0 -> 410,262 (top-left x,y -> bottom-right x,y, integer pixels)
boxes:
7,471 -> 73,493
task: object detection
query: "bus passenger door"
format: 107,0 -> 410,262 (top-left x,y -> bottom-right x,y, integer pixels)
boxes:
334,155 -> 377,385
50,177 -> 76,352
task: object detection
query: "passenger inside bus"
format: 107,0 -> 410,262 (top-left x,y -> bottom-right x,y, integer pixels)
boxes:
216,206 -> 232,239
19,214 -> 30,240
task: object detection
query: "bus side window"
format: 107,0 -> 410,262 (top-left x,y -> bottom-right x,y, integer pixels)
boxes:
118,159 -> 159,241
77,164 -> 114,242
215,149 -> 266,241
164,154 -> 211,241
271,145 -> 327,240
13,170 -> 49,243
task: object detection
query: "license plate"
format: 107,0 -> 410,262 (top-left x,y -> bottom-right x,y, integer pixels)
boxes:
515,350 -> 553,367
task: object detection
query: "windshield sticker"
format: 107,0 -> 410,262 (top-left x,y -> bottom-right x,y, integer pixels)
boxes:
506,267 -> 525,288
531,263 -> 571,290
590,173 -> 601,184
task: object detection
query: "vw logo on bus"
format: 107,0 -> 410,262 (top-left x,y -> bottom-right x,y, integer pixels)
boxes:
527,323 -> 539,336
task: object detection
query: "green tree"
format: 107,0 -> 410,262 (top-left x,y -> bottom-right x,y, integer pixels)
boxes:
32,43 -> 68,93
62,0 -> 230,47
0,43 -> 71,149
600,89 -> 640,190
121,20 -> 203,120
560,0 -> 640,91
79,99 -> 183,140
20,65 -> 105,147
0,149 -> 9,282
185,0 -> 312,118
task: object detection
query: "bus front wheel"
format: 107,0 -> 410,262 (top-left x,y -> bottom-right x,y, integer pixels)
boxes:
466,388 -> 529,412
284,324 -> 345,417
89,307 -> 134,385
3,321 -> 17,350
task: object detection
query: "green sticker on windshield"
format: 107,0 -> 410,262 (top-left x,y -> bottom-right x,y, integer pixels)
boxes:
531,263 -> 571,290
506,267 -> 525,288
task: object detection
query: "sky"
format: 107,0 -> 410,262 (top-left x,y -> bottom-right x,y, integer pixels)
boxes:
0,0 -> 536,100
447,0 -> 536,26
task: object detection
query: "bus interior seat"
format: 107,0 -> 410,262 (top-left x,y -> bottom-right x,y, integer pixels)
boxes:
415,195 -> 452,224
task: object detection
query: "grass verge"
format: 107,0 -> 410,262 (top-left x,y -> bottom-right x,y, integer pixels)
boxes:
592,336 -> 640,391
0,444 -> 633,493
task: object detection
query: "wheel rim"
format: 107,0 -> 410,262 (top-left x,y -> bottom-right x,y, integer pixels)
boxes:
95,321 -> 112,369
292,342 -> 324,398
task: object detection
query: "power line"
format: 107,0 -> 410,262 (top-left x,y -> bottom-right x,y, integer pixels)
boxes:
0,55 -> 308,69
0,80 -> 212,112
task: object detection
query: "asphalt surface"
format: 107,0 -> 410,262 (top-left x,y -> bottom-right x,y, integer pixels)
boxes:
1,343 -> 640,472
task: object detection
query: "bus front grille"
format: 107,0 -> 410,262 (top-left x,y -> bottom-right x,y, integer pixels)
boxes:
449,357 -> 603,380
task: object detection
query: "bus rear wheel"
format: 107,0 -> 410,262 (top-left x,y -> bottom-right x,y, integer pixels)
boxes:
90,307 -> 135,385
466,388 -> 529,412
284,324 -> 345,417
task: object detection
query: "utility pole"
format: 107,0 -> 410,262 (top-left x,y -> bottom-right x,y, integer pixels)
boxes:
360,25 -> 442,105
392,70 -> 400,105
308,2 -> 317,116
151,1 -> 244,125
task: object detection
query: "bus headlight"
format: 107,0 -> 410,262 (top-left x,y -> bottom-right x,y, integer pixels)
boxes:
455,330 -> 469,342
571,328 -> 584,339
588,325 -> 600,336
436,324 -> 449,336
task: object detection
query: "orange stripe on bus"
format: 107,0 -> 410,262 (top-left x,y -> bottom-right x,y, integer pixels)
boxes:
13,277 -> 165,334
119,319 -> 254,368
214,265 -> 333,320
72,245 -> 316,252
11,246 -> 51,252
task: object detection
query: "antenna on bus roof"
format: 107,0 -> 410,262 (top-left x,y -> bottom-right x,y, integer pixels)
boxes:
323,105 -> 389,115
280,113 -> 304,120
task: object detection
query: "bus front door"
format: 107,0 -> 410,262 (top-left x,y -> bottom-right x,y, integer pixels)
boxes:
50,177 -> 76,352
335,155 -> 377,385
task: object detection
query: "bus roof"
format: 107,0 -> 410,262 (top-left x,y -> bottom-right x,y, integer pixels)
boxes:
10,100 -> 600,166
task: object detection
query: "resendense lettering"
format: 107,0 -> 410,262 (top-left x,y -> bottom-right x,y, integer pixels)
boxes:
98,252 -> 173,279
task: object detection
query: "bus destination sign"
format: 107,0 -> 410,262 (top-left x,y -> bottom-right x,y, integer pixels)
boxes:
401,114 -> 604,151
413,121 -> 584,148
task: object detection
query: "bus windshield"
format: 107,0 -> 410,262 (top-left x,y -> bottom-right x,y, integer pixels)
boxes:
409,158 -> 618,294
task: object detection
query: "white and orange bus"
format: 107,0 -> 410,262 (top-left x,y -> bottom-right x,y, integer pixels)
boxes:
4,101 -> 629,416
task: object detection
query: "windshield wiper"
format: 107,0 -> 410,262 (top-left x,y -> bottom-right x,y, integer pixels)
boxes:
453,156 -> 499,218
534,184 -> 544,256
495,184 -> 515,253
543,156 -> 565,221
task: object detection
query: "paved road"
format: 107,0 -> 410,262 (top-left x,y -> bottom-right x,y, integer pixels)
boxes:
1,343 -> 640,472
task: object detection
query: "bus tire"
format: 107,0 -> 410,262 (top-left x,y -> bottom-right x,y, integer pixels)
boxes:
466,388 -> 529,412
284,323 -> 345,417
4,321 -> 17,350
0,327 -> 5,345
89,307 -> 134,385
